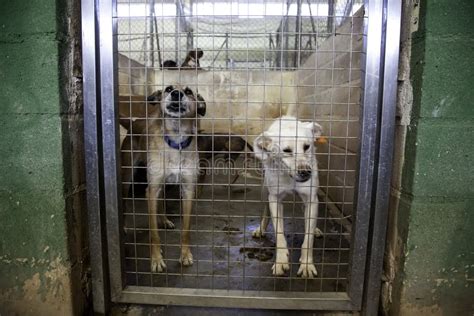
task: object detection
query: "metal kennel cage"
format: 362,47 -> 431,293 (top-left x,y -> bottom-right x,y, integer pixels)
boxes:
82,0 -> 401,313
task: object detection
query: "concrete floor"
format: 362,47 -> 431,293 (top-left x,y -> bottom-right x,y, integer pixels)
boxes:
123,157 -> 350,294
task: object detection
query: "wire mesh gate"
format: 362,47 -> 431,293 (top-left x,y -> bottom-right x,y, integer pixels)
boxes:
82,0 -> 401,312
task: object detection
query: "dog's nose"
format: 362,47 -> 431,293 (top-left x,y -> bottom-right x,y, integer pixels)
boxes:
170,90 -> 184,101
296,168 -> 312,181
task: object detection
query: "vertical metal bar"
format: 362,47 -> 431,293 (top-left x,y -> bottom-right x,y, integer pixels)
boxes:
175,3 -> 179,62
225,32 -> 229,69
99,0 -> 124,300
284,0 -> 291,68
348,0 -> 384,308
362,0 -> 402,314
294,0 -> 302,68
344,0 -> 355,18
284,15 -> 289,68
327,0 -> 335,34
186,0 -> 194,51
148,0 -> 155,67
82,0 -> 110,312
306,0 -> 318,48
154,13 -> 162,68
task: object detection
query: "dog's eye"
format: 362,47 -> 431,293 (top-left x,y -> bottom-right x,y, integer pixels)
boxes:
282,148 -> 292,154
165,86 -> 173,93
303,144 -> 310,152
184,87 -> 193,95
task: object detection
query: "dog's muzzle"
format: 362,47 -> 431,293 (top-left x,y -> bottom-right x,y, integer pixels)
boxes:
167,90 -> 187,113
295,168 -> 312,182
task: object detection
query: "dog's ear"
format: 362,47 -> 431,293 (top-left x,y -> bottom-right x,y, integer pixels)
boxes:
307,122 -> 323,138
196,48 -> 203,59
196,93 -> 206,117
253,133 -> 273,161
307,122 -> 326,145
147,90 -> 162,105
190,48 -> 203,60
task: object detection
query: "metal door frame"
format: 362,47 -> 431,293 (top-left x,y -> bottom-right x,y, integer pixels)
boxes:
82,0 -> 402,313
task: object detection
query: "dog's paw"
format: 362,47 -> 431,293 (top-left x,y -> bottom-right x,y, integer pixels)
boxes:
162,218 -> 175,229
272,262 -> 290,276
314,227 -> 323,238
252,226 -> 265,238
297,263 -> 318,278
272,250 -> 289,276
180,249 -> 194,266
151,255 -> 167,273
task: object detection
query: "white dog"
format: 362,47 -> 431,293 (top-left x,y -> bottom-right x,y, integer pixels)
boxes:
252,116 -> 322,278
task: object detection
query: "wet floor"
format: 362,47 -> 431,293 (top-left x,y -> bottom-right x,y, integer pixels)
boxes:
122,157 -> 350,293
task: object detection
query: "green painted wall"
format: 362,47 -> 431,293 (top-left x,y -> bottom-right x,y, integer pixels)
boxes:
397,0 -> 474,314
0,1 -> 86,314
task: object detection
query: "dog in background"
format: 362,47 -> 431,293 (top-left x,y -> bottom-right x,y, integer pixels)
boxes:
252,116 -> 323,278
161,60 -> 179,70
197,133 -> 253,163
161,48 -> 204,70
197,133 -> 254,184
181,48 -> 203,69
121,85 -> 206,272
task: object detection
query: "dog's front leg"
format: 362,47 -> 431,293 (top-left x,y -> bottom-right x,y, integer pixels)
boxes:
147,183 -> 167,272
297,194 -> 318,278
179,182 -> 194,266
269,194 -> 289,276
252,204 -> 270,238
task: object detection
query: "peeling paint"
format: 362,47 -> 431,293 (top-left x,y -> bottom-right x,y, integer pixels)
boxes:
0,257 -> 74,315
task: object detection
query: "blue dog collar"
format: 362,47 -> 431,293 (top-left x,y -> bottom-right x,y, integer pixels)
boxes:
164,135 -> 193,150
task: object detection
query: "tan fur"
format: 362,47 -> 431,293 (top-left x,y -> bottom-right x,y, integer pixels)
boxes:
118,95 -> 160,119
121,85 -> 205,272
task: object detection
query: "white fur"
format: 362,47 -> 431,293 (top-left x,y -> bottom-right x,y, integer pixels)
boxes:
253,116 -> 322,278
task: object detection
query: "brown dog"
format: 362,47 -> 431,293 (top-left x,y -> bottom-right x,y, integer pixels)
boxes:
197,133 -> 254,185
197,133 -> 253,162
120,86 -> 206,272
118,94 -> 160,119
120,90 -> 207,199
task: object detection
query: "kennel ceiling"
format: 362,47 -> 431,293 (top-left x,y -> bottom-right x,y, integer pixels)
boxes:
116,0 -> 362,68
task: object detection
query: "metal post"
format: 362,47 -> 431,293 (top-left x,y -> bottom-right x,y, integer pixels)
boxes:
175,2 -> 179,62
306,0 -> 318,48
150,0 -> 162,68
98,0 -> 124,301
348,0 -> 385,309
344,0 -> 355,18
327,0 -> 335,34
186,0 -> 194,51
154,13 -> 162,68
276,23 -> 282,68
148,0 -> 154,67
294,0 -> 302,68
225,32 -> 229,68
81,0 -> 110,312
362,0 -> 402,314
284,0 -> 291,68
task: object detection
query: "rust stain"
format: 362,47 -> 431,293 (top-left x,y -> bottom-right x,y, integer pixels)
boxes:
399,303 -> 442,316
